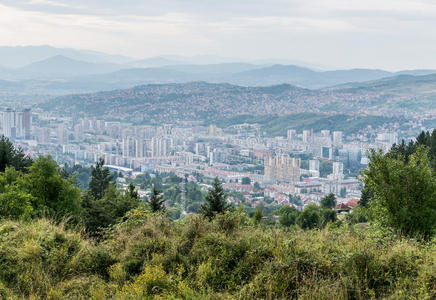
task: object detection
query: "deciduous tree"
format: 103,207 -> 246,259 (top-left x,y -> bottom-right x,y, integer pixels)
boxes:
320,193 -> 336,209
279,205 -> 300,227
21,156 -> 82,220
297,204 -> 320,230
363,147 -> 436,239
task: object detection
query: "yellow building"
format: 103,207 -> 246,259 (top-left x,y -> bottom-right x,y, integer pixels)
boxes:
209,124 -> 217,136
264,155 -> 300,182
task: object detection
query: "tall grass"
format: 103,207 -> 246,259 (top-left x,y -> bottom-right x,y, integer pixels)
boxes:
0,211 -> 434,299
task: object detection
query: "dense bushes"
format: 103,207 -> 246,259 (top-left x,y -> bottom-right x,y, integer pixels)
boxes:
0,141 -> 141,235
0,157 -> 82,222
0,212 -> 434,299
363,146 -> 436,239
0,219 -> 109,299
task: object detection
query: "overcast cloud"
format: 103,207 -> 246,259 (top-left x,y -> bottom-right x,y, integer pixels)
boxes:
0,0 -> 435,70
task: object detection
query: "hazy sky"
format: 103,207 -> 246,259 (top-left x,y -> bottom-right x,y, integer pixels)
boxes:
1,0 -> 435,70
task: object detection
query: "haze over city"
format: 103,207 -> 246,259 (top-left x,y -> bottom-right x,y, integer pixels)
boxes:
1,0 -> 436,70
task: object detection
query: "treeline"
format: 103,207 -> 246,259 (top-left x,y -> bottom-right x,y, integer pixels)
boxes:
0,136 -> 239,236
127,172 -> 206,219
0,135 -> 140,236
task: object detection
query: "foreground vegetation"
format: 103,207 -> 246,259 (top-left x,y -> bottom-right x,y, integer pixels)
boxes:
0,212 -> 434,299
0,132 -> 436,299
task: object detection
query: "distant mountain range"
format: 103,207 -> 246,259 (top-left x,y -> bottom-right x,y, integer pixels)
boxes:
14,55 -> 121,79
225,65 -> 395,88
0,45 -> 131,68
1,46 -> 436,94
327,73 -> 436,93
40,72 -> 436,122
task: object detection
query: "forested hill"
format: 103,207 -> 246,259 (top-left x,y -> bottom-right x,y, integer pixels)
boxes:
40,82 -> 316,122
40,74 -> 436,122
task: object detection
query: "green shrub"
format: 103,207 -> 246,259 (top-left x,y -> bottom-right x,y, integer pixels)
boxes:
297,204 -> 321,229
0,219 -> 97,298
0,186 -> 34,220
0,213 -> 434,299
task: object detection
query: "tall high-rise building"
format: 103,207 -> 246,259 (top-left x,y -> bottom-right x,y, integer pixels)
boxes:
15,112 -> 24,138
264,155 -> 300,182
57,124 -> 67,144
333,131 -> 343,148
2,108 -> 16,139
287,129 -> 297,141
194,143 -> 201,155
135,139 -> 146,158
23,109 -> 32,139
151,137 -> 170,157
122,137 -> 135,158
302,130 -> 312,143
74,124 -> 83,141
330,161 -> 344,181
37,127 -> 50,144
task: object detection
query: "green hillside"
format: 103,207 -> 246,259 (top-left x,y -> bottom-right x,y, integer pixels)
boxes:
214,113 -> 403,136
39,73 -> 436,123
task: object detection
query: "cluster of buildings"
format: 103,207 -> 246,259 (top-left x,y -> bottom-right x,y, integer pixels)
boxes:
1,108 -> 32,140
1,107 -> 405,209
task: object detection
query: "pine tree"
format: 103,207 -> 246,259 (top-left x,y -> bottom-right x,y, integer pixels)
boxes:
254,206 -> 263,225
126,183 -> 139,200
82,184 -> 140,234
200,177 -> 230,219
89,158 -> 112,200
0,135 -> 33,172
359,187 -> 372,208
147,187 -> 165,212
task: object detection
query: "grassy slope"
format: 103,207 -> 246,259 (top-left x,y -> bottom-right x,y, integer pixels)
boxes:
0,212 -> 434,299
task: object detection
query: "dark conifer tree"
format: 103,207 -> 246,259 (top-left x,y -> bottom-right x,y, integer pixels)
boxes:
254,206 -> 263,225
147,187 -> 165,212
89,158 -> 112,200
200,177 -> 230,219
359,187 -> 373,208
126,183 -> 139,200
0,135 -> 33,172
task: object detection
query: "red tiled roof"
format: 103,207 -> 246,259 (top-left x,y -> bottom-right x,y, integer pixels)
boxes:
346,198 -> 360,208
335,203 -> 351,210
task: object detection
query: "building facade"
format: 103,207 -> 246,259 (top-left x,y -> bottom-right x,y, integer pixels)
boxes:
264,155 -> 300,182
